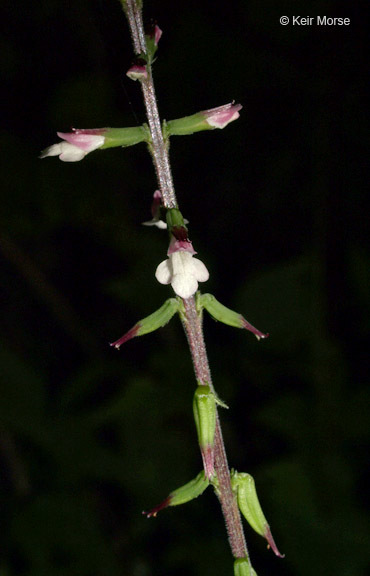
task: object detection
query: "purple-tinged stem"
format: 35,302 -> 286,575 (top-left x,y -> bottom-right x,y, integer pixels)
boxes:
123,0 -> 178,210
182,297 -> 248,559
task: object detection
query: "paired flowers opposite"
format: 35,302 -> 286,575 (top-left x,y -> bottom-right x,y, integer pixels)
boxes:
40,103 -> 242,162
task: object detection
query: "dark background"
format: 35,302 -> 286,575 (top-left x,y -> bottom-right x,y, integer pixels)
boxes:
0,1 -> 368,575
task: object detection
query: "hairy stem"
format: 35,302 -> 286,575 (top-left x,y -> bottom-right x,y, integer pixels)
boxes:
121,0 -> 248,561
123,0 -> 178,209
182,297 -> 248,559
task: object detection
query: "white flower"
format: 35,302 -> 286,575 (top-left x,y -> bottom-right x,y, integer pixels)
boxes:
155,250 -> 209,299
40,131 -> 106,162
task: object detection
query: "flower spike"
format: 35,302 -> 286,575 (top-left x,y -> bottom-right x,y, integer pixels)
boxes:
143,471 -> 209,518
110,298 -> 180,349
198,293 -> 268,340
231,471 -> 284,558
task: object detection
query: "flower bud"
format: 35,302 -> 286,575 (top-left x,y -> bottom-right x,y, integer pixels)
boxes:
126,59 -> 148,81
231,471 -> 284,558
193,386 -> 217,479
110,298 -> 180,349
199,293 -> 268,340
234,557 -> 258,576
145,21 -> 163,63
143,471 -> 209,518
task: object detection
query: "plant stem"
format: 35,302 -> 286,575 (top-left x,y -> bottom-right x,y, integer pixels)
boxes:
123,0 -> 178,210
182,297 -> 248,559
121,0 -> 249,562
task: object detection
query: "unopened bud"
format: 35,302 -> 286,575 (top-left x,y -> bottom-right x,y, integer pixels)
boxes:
126,60 -> 148,81
193,386 -> 217,479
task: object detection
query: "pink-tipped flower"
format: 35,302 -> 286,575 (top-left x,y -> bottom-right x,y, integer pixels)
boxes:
40,129 -> 106,162
126,63 -> 148,81
155,236 -> 209,299
203,102 -> 242,129
142,190 -> 167,229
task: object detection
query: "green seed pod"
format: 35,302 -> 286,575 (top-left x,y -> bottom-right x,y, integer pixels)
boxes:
231,471 -> 284,558
144,471 -> 210,518
199,293 -> 268,340
232,471 -> 267,536
110,298 -> 180,349
193,385 -> 217,479
234,557 -> 258,576
170,470 -> 209,506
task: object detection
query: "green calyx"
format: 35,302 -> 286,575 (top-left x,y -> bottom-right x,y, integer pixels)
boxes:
169,470 -> 210,506
166,208 -> 186,230
193,385 -> 217,479
102,125 -> 150,149
234,558 -> 258,576
197,293 -> 244,328
164,112 -> 214,137
137,298 -> 181,336
231,471 -> 268,537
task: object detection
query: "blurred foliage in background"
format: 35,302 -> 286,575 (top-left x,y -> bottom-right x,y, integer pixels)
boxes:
0,0 -> 369,575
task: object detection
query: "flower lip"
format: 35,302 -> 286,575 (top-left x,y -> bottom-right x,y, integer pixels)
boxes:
40,130 -> 106,162
155,249 -> 209,299
56,131 -> 105,152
